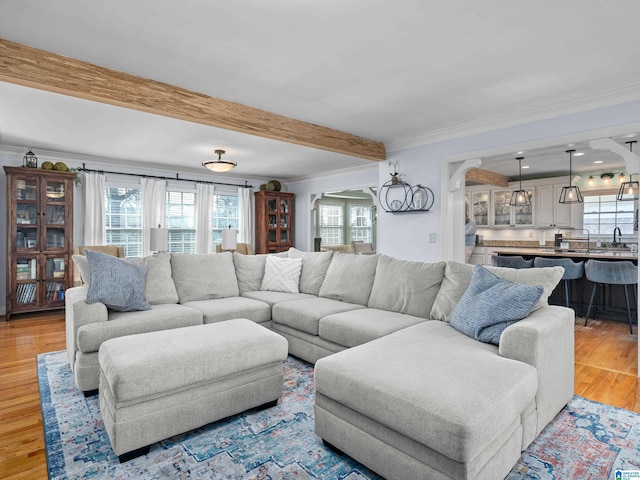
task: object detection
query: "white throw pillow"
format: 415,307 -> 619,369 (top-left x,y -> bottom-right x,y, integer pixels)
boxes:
260,256 -> 303,293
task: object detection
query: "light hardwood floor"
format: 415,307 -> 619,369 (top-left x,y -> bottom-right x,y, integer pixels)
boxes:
0,312 -> 638,480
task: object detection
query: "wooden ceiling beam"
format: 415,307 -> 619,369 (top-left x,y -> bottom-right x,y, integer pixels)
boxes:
465,168 -> 510,187
0,39 -> 386,161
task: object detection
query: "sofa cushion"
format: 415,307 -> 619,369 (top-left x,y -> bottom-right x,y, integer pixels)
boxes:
450,265 -> 543,345
319,253 -> 379,306
260,256 -> 303,293
241,290 -> 315,306
233,253 -> 268,293
319,308 -> 426,348
314,321 -> 538,464
287,248 -> 334,295
76,303 -> 203,353
368,255 -> 445,318
431,260 -> 564,322
272,297 -> 365,336
133,252 -> 179,305
171,252 -> 239,303
85,250 -> 151,312
182,296 -> 271,324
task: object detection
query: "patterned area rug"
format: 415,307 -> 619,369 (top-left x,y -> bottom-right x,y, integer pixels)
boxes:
38,351 -> 639,479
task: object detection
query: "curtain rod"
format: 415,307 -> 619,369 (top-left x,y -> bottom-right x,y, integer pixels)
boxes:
78,163 -> 254,189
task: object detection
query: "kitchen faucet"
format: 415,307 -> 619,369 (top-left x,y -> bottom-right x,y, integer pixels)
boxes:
612,227 -> 622,247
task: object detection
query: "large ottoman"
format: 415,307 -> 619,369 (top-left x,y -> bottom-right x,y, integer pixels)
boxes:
99,318 -> 288,462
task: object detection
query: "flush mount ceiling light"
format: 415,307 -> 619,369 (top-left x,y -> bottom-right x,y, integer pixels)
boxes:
202,149 -> 237,173
559,149 -> 583,204
617,141 -> 639,201
509,156 -> 531,207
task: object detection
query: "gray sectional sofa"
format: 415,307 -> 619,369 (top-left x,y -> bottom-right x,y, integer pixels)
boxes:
66,248 -> 574,480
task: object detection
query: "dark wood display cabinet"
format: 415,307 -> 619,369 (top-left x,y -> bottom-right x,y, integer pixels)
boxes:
255,191 -> 294,254
4,166 -> 75,320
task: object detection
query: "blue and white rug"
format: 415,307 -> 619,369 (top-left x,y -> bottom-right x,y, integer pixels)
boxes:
38,351 -> 640,479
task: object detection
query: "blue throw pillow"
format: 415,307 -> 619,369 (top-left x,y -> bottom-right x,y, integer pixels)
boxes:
85,250 -> 151,312
450,265 -> 543,345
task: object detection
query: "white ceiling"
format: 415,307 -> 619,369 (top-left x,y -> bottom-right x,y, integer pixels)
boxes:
2,0 -> 640,179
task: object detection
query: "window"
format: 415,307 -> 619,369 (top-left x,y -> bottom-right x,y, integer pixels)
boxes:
166,190 -> 196,253
583,193 -> 635,236
105,186 -> 142,257
106,183 -> 239,255
318,203 -> 344,245
316,198 -> 375,247
349,204 -> 373,243
212,194 -> 238,249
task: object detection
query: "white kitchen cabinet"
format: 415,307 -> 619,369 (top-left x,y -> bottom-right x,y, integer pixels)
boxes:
491,188 -> 534,227
465,190 -> 490,227
536,184 -> 572,227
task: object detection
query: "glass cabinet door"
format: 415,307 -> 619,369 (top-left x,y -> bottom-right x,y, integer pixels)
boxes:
43,179 -> 67,250
44,255 -> 67,303
14,255 -> 38,306
471,191 -> 489,226
15,177 -> 39,250
512,189 -> 534,226
492,190 -> 512,226
279,197 -> 291,244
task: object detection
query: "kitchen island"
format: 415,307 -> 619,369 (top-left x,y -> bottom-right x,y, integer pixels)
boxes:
492,247 -> 637,325
492,247 -> 637,261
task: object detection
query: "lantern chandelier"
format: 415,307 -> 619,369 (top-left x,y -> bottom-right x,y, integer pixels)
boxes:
617,141 -> 638,201
558,149 -> 583,204
509,156 -> 531,207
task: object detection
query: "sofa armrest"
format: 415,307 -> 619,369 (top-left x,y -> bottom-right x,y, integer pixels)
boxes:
499,305 -> 574,436
65,286 -> 108,370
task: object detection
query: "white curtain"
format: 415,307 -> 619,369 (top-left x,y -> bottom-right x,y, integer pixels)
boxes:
238,187 -> 253,247
83,172 -> 106,245
196,183 -> 214,254
141,178 -> 166,257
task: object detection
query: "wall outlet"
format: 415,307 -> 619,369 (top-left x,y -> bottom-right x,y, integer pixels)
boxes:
429,232 -> 437,243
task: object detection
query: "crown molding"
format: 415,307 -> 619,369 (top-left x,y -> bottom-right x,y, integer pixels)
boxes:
387,82 -> 640,153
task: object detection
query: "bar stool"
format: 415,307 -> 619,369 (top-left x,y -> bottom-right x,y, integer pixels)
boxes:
533,257 -> 584,311
491,255 -> 533,269
584,259 -> 637,334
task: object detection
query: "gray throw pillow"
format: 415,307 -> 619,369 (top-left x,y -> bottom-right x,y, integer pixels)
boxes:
85,249 -> 150,312
450,265 -> 542,345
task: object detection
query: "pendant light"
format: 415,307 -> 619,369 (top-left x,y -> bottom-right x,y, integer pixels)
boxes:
617,141 -> 638,201
558,149 -> 583,204
509,156 -> 530,206
202,149 -> 237,173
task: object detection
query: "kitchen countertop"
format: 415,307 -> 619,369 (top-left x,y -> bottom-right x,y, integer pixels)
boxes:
492,247 -> 638,260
